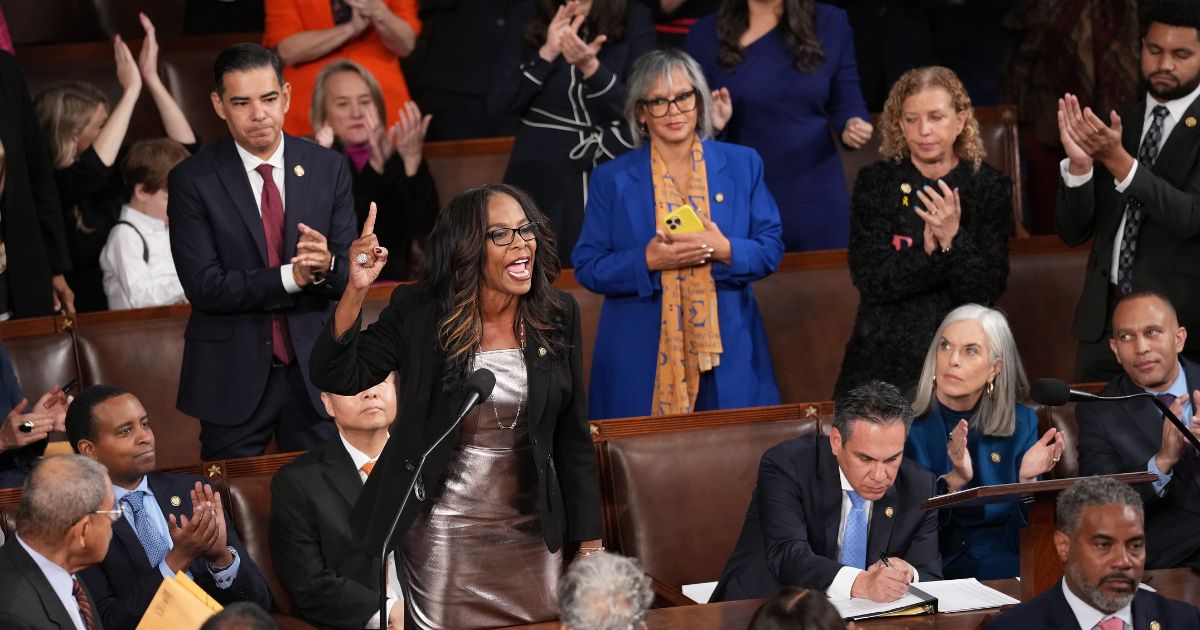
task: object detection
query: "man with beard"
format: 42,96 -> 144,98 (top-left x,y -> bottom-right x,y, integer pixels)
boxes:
985,477 -> 1200,628
1056,0 -> 1200,382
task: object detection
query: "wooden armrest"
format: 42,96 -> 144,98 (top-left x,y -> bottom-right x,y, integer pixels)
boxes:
649,575 -> 696,608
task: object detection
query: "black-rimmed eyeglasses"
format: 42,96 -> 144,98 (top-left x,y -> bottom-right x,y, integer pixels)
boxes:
487,222 -> 540,247
638,90 -> 699,118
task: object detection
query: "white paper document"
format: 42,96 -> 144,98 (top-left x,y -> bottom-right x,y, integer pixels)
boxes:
913,578 -> 1020,613
682,581 -> 718,604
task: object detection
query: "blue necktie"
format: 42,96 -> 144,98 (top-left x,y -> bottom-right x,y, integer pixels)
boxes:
123,491 -> 172,568
840,491 -> 869,569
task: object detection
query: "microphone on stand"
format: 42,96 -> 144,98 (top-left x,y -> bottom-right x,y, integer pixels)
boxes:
377,368 -> 496,626
1031,377 -> 1200,452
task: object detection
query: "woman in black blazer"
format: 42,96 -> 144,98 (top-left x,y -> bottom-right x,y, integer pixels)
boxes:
309,183 -> 602,629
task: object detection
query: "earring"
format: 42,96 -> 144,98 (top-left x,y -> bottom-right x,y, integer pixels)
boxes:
986,380 -> 995,398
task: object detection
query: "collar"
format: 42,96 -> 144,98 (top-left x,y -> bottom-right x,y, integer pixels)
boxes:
1148,362 -> 1190,401
118,205 -> 167,232
1144,80 -> 1200,125
234,135 -> 285,174
337,430 -> 387,470
113,475 -> 153,504
837,466 -> 856,495
1060,579 -> 1133,630
15,533 -> 74,594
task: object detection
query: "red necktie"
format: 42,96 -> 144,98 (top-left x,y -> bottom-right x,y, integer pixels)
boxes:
255,163 -> 293,365
72,578 -> 95,630
1095,617 -> 1124,630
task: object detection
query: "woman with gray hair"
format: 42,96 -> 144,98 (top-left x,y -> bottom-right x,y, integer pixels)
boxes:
572,48 -> 783,420
905,303 -> 1065,580
557,551 -> 652,630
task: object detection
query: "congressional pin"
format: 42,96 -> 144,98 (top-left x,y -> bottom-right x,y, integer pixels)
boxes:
884,507 -> 894,518
170,496 -> 182,507
294,165 -> 306,177
1187,117 -> 1197,128
990,452 -> 1001,464
900,183 -> 912,194
1150,622 -> 1161,630
714,193 -> 725,203
538,346 -> 547,357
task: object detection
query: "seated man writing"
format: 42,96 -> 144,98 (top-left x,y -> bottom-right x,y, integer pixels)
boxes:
66,384 -> 272,628
714,380 -> 942,603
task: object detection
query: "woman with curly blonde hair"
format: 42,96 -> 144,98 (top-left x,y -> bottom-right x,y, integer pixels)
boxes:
834,66 -> 1012,397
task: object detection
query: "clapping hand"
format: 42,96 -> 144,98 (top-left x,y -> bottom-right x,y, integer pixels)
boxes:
364,106 -> 395,174
539,1 -> 579,62
1057,93 -> 1125,172
315,124 -> 335,149
349,203 -> 389,289
842,116 -> 873,149
389,101 -> 431,177
114,34 -> 142,95
943,418 -> 973,492
1019,427 -> 1064,483
192,482 -> 234,567
1154,391 -> 1200,474
292,224 -> 332,286
710,87 -> 732,133
136,12 -> 162,86
165,496 -> 219,572
913,179 -> 961,254
560,13 -> 606,78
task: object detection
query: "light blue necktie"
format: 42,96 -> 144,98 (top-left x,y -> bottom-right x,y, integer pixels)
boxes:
840,490 -> 869,569
123,491 -> 172,568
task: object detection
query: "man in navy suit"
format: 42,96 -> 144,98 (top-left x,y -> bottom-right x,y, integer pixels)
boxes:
169,43 -> 356,459
986,477 -> 1200,629
1077,291 -> 1200,569
713,381 -> 942,603
66,385 -> 271,629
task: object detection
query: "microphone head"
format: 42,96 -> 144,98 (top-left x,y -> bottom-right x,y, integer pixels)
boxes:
466,368 -> 496,401
1031,378 -> 1071,406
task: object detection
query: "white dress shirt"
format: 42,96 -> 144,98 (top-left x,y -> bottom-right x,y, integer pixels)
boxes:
338,431 -> 403,629
1059,81 -> 1200,283
233,139 -> 301,294
15,534 -> 88,630
100,205 -> 186,310
826,468 -> 918,599
1061,578 -> 1133,630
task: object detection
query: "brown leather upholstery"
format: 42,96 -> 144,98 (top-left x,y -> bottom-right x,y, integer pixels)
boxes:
3,329 -> 78,410
1036,401 -> 1081,479
599,417 -> 821,589
424,137 -> 514,208
838,105 -> 1024,233
1,0 -> 98,46
223,473 -> 299,619
159,45 -> 236,151
995,245 -> 1088,387
0,504 -> 16,538
74,314 -> 200,468
90,0 -> 186,39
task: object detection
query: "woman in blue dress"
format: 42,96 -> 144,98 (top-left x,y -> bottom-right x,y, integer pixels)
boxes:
685,0 -> 872,251
572,49 -> 783,420
905,304 -> 1065,579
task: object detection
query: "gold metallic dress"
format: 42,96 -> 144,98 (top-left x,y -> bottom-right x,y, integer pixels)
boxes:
401,348 -> 561,629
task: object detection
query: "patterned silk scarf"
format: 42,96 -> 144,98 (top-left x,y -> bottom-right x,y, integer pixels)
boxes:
650,138 -> 722,415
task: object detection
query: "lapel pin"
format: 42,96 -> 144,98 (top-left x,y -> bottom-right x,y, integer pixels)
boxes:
538,346 -> 547,357
884,507 -> 894,518
714,193 -> 725,203
1149,622 -> 1161,630
1186,117 -> 1197,128
170,496 -> 182,507
990,452 -> 1001,464
293,165 -> 305,177
900,183 -> 912,194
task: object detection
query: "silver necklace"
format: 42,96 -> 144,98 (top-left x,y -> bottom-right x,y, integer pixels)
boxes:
490,320 -> 526,430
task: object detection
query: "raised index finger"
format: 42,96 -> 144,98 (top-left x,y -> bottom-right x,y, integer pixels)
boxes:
362,202 -> 377,238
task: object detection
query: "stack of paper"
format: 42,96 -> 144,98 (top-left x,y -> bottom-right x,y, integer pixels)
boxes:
136,571 -> 224,630
913,578 -> 1020,613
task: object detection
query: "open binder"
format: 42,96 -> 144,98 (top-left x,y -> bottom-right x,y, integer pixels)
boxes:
830,585 -> 938,621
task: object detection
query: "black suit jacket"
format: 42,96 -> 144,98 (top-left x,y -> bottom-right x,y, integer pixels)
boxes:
1077,357 -> 1200,569
0,538 -> 103,629
1056,97 -> 1200,350
308,283 -> 602,556
985,579 -> 1200,629
713,434 -> 942,601
168,134 -> 356,423
78,472 -> 271,630
270,436 -> 385,629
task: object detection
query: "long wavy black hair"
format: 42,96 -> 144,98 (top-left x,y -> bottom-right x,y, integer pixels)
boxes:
421,184 -> 569,397
524,0 -> 628,48
716,0 -> 826,73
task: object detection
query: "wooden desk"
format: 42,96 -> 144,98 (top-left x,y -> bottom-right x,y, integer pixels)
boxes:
506,568 -> 1200,630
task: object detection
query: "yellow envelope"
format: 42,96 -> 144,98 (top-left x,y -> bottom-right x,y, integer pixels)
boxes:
135,571 -> 224,630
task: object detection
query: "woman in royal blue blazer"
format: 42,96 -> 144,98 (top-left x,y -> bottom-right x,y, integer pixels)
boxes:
905,304 -> 1065,579
572,49 -> 783,420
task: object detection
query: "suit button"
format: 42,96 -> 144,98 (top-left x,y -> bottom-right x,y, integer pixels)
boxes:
496,18 -> 506,27
265,339 -> 271,346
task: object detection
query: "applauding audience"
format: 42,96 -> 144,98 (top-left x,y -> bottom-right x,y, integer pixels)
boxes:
311,60 -> 439,280
835,66 -> 1011,396
0,341 -> 69,488
906,304 -> 1063,579
67,385 -> 271,629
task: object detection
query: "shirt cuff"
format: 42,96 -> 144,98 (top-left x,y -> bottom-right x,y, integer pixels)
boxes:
1114,159 -> 1139,192
280,264 -> 302,294
208,551 -> 241,589
1148,454 -> 1173,495
365,597 -> 402,629
827,566 -> 863,599
157,561 -> 175,580
1059,158 -> 1094,188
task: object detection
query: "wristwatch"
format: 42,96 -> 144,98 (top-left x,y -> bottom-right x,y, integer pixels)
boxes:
207,546 -> 237,572
936,475 -> 951,496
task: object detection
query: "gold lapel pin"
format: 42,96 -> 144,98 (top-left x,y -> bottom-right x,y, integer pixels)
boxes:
990,452 -> 1001,464
170,496 -> 182,507
1186,117 -> 1197,128
1149,621 -> 1161,630
714,193 -> 725,203
293,165 -> 305,177
900,183 -> 912,194
884,507 -> 894,518
538,346 -> 547,357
